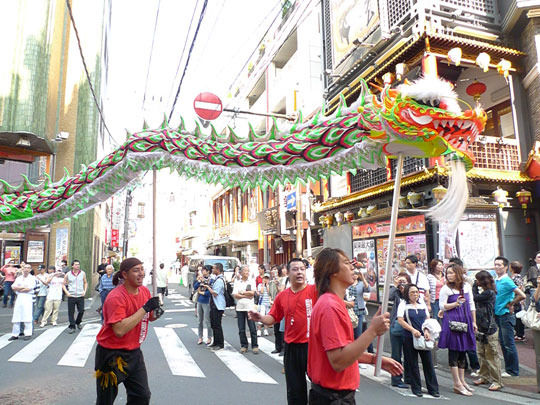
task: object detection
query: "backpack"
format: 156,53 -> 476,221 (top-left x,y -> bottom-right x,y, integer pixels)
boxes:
223,277 -> 235,307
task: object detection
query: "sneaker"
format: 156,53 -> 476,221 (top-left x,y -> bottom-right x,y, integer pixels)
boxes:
40,322 -> 46,328
501,371 -> 511,378
470,370 -> 480,378
211,346 -> 224,351
257,330 -> 261,337
271,349 -> 281,354
252,347 -> 259,354
22,336 -> 31,341
263,329 -> 269,336
52,322 -> 57,326
68,328 -> 76,334
240,347 -> 248,353
8,336 -> 18,341
76,324 -> 82,330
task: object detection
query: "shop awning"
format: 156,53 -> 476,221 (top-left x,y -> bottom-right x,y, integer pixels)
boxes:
0,132 -> 55,156
315,166 -> 534,211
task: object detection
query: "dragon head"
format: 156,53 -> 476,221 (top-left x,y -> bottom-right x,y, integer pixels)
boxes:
378,77 -> 487,169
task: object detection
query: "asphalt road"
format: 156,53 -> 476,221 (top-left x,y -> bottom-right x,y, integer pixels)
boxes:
0,286 -> 534,404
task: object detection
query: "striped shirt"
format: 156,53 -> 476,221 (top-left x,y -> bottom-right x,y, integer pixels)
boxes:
99,274 -> 114,292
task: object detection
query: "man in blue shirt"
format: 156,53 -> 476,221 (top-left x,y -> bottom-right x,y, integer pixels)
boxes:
207,263 -> 226,351
494,256 -> 525,376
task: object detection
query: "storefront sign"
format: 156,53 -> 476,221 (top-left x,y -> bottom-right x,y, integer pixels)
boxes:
376,234 -> 428,284
27,240 -> 44,263
457,215 -> 499,269
55,227 -> 68,268
352,239 -> 378,301
5,245 -> 21,263
111,229 -> 119,248
352,215 -> 425,239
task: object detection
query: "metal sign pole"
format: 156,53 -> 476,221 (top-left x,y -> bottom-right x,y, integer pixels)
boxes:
152,169 -> 157,297
374,154 -> 404,376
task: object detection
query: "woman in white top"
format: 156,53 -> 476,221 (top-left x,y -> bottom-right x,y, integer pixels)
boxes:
9,264 -> 36,340
437,264 -> 477,396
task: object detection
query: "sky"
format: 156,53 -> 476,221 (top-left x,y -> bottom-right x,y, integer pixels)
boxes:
102,1 -> 284,261
104,0 -> 283,137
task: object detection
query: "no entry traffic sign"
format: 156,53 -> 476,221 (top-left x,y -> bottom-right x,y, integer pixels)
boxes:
193,92 -> 223,121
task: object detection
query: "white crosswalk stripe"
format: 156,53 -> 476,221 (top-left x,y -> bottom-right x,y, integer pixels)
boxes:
154,327 -> 205,378
190,328 -> 277,384
0,334 -> 13,350
256,337 -> 283,364
57,323 -> 101,367
8,325 -> 66,363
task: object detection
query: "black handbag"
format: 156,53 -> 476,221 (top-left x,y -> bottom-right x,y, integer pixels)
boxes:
449,321 -> 468,333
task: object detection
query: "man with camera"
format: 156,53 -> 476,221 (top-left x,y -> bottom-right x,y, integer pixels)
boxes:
206,263 -> 226,351
194,265 -> 213,345
233,264 -> 258,354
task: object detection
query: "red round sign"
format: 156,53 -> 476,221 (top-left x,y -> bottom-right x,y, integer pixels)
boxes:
193,92 -> 223,121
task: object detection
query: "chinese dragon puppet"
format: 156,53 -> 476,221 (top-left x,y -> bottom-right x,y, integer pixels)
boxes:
0,75 -> 486,232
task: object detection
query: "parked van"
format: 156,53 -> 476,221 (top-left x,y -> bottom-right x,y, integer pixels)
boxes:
186,255 -> 241,296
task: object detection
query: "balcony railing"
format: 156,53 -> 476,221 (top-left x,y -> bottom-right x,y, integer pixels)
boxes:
470,138 -> 520,171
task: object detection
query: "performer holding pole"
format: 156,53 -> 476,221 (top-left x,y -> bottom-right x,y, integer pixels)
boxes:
94,257 -> 162,404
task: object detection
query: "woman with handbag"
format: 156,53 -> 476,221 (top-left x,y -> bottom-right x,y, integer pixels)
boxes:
397,284 -> 439,397
472,270 -> 503,391
438,263 -> 477,396
531,275 -> 540,393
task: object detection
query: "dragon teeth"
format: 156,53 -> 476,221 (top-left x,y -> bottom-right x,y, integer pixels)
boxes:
433,120 -> 439,128
448,120 -> 455,127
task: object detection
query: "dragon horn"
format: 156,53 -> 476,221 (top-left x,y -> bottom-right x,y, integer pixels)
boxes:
248,123 -> 257,142
290,110 -> 303,133
42,173 -> 52,190
177,116 -> 186,132
194,121 -> 202,138
124,130 -> 132,141
228,126 -> 240,143
335,94 -> 348,118
311,109 -> 322,126
359,79 -> 371,106
160,114 -> 169,129
210,124 -> 219,140
268,117 -> 279,140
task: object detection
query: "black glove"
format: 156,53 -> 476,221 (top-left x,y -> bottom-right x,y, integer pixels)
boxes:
153,306 -> 165,319
143,297 -> 160,313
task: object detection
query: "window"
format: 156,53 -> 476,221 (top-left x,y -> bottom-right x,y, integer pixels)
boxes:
482,101 -> 514,139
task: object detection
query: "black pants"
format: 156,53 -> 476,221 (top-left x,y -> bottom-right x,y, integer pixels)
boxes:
309,383 -> 355,405
274,323 -> 284,352
210,300 -> 224,347
284,342 -> 309,405
402,336 -> 439,395
68,296 -> 85,329
237,310 -> 257,348
95,345 -> 151,405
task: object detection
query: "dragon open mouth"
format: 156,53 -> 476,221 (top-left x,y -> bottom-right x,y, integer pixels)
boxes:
402,108 -> 483,154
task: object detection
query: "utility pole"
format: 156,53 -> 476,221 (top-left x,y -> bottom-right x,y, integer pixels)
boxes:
295,183 -> 303,258
122,190 -> 132,258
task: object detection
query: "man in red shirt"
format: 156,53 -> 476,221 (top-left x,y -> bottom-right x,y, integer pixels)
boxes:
250,258 -> 317,405
94,258 -> 161,405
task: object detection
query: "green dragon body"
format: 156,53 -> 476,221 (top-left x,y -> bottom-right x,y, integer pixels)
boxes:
0,77 -> 486,231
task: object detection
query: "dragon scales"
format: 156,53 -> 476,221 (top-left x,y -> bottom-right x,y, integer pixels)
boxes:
0,77 -> 486,231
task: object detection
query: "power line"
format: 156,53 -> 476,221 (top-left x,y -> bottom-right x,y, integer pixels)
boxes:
65,0 -> 119,146
167,0 -> 201,104
142,0 -> 162,113
168,0 -> 209,121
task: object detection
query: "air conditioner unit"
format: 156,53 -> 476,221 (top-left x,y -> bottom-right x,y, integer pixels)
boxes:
16,135 -> 31,147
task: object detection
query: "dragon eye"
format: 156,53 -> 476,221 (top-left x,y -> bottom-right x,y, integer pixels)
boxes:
412,98 -> 440,108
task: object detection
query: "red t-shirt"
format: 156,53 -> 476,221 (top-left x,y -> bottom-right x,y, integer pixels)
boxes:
256,275 -> 263,287
268,284 -> 318,344
96,284 -> 151,350
308,292 -> 360,391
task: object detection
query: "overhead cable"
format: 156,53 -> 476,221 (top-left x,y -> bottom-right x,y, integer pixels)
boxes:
168,0 -> 209,121
65,0 -> 119,146
142,0 -> 162,113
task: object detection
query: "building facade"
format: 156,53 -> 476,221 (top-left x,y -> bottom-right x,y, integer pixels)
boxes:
315,0 -> 540,302
0,0 -> 111,288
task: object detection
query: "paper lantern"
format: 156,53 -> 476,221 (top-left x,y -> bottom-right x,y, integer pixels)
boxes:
466,81 -> 487,103
447,48 -> 462,66
516,188 -> 532,216
476,53 -> 491,72
432,184 -> 448,202
492,187 -> 508,208
497,59 -> 512,79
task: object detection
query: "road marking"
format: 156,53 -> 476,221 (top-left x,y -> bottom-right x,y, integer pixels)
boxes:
257,337 -> 283,364
164,308 -> 194,313
155,327 -> 205,378
173,300 -> 192,307
0,333 -> 13,350
57,323 -> 101,367
164,323 -> 187,328
190,328 -> 277,384
8,326 -> 67,363
359,364 -> 448,399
